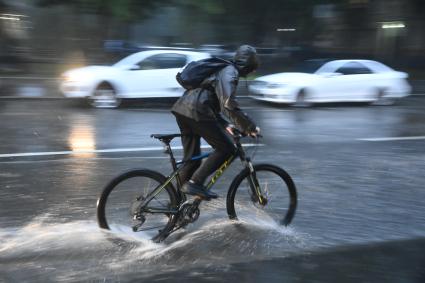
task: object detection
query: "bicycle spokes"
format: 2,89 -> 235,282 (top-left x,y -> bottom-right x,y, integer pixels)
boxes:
100,173 -> 177,238
230,165 -> 296,226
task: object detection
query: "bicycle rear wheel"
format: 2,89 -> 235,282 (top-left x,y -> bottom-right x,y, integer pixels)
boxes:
97,169 -> 179,242
226,164 -> 297,226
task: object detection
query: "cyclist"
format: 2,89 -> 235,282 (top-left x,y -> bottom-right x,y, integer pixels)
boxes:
171,45 -> 260,200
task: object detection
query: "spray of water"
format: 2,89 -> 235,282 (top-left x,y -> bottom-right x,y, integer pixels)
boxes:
0,211 -> 309,282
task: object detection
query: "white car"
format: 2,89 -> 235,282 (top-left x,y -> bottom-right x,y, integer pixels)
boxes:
60,50 -> 210,108
249,59 -> 411,106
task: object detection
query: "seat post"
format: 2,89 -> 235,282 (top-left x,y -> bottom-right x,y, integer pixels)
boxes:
151,133 -> 181,172
163,140 -> 178,172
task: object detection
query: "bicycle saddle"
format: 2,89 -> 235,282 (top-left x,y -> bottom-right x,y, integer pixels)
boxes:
151,133 -> 181,143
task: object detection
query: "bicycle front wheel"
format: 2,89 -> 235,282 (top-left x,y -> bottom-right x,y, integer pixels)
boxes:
226,164 -> 297,226
97,169 -> 179,242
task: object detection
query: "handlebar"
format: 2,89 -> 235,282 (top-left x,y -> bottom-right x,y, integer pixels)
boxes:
232,128 -> 263,139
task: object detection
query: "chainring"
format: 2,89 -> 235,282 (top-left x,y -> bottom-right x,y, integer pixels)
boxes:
176,202 -> 200,227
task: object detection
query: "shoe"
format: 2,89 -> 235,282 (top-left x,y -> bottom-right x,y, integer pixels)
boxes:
181,181 -> 218,200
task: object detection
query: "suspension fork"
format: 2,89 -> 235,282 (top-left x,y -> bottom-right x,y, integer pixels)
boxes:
235,138 -> 267,206
245,158 -> 267,206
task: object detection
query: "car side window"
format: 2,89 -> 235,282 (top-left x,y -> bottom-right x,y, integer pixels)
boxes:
335,62 -> 373,75
137,53 -> 187,70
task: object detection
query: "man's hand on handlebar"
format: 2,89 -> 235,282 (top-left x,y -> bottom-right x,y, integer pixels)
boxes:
248,126 -> 261,138
226,125 -> 261,138
226,124 -> 236,136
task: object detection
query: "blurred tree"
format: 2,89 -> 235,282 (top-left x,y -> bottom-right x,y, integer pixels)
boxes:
35,0 -> 170,22
180,0 -> 225,15
176,0 -> 348,46
33,0 -> 172,61
34,0 -> 349,46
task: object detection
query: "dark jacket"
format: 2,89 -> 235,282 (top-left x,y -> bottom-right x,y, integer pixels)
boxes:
171,64 -> 256,133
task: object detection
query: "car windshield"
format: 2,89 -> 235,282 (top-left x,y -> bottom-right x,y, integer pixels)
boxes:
113,53 -> 142,68
294,59 -> 331,73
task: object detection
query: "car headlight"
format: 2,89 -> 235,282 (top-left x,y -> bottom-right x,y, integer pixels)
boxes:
62,72 -> 89,83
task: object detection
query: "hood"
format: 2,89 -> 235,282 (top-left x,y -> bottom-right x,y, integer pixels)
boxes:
61,65 -> 117,83
64,65 -> 113,75
233,45 -> 259,77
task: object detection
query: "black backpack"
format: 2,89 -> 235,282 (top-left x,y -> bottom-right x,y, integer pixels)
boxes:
176,57 -> 232,90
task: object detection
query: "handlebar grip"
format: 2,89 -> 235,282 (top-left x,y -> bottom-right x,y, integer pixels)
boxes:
232,128 -> 262,139
232,128 -> 242,136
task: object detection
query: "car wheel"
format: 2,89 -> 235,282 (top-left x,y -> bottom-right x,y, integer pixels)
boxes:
293,89 -> 312,108
90,83 -> 121,108
371,89 -> 394,106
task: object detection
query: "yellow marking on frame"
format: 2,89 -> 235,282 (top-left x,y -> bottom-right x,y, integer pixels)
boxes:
207,156 -> 234,189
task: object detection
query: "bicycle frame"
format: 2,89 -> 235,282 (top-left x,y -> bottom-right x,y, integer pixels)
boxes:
137,135 -> 265,214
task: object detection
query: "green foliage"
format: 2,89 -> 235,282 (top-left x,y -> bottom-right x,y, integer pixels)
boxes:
35,0 -> 170,21
181,0 -> 225,14
171,0 -> 347,42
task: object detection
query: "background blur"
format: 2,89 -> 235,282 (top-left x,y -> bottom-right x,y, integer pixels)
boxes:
1,0 -> 424,79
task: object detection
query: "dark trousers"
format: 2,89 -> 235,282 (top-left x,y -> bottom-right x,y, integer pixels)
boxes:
174,114 -> 236,186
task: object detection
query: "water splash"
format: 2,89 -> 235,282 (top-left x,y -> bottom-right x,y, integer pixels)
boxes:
0,213 -> 309,282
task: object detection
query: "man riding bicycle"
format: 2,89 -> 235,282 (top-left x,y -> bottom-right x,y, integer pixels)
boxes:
171,45 -> 260,200
97,47 -> 297,239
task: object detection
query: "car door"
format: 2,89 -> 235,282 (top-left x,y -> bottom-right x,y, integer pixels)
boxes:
126,53 -> 188,97
311,61 -> 344,101
332,62 -> 375,101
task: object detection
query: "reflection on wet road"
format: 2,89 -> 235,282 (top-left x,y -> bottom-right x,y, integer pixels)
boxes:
1,98 -> 425,282
68,122 -> 96,158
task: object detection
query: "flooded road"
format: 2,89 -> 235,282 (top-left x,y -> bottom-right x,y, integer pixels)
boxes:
1,97 -> 425,282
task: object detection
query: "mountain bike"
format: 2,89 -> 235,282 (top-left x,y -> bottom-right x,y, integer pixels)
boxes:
96,131 -> 297,242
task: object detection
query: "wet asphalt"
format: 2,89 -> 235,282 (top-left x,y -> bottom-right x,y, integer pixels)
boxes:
0,96 -> 425,282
